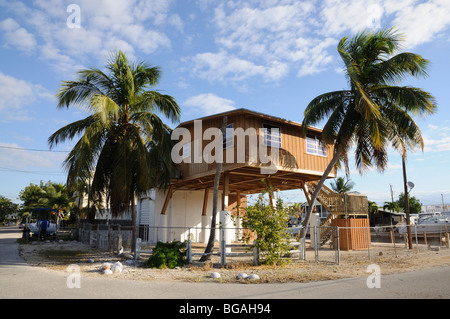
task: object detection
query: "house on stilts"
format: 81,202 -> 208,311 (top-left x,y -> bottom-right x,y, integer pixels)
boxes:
135,108 -> 370,250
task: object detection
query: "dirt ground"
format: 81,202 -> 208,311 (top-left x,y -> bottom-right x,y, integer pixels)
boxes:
18,238 -> 450,284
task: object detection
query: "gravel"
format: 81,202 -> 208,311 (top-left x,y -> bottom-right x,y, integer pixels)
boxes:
19,239 -> 450,284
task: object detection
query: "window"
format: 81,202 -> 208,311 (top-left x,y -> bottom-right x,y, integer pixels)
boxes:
306,134 -> 326,156
182,142 -> 191,159
223,123 -> 234,149
263,124 -> 281,148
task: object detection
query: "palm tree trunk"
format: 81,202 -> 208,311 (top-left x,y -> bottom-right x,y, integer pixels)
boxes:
199,116 -> 227,262
299,145 -> 342,240
131,196 -> 137,255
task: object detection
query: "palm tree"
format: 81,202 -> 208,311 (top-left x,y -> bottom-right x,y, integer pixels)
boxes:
330,176 -> 355,193
38,183 -> 74,217
48,51 -> 181,251
299,28 -> 436,240
383,201 -> 400,213
368,200 -> 379,214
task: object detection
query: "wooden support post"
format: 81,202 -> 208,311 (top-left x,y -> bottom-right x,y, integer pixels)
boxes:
235,190 -> 241,217
161,184 -> 174,215
202,188 -> 209,216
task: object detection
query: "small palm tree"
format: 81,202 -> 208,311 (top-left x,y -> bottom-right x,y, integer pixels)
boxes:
368,200 -> 379,214
330,177 -> 355,193
299,28 -> 436,239
38,183 -> 75,221
49,51 -> 181,251
383,201 -> 400,213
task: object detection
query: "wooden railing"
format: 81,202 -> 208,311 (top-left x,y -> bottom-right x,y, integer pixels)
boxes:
305,181 -> 368,244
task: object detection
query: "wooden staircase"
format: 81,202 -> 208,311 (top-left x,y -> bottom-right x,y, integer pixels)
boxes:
305,181 -> 368,245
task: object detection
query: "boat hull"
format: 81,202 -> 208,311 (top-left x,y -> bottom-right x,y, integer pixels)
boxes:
398,223 -> 450,235
27,223 -> 57,235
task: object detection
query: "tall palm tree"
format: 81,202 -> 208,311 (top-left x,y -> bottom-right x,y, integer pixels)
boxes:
48,51 -> 181,251
299,28 -> 436,239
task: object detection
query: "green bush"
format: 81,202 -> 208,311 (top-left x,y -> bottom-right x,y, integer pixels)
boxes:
144,241 -> 187,269
238,180 -> 291,265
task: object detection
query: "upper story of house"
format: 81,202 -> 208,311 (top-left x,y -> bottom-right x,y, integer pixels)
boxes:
170,108 -> 336,193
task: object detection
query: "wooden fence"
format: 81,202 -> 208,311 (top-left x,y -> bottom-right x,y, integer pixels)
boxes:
331,218 -> 371,251
79,223 -> 133,253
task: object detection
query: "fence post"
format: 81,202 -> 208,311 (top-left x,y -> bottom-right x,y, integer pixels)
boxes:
335,226 -> 340,265
314,226 -> 319,262
220,235 -> 226,266
117,225 -> 123,254
298,236 -> 305,261
187,238 -> 192,264
96,226 -> 100,249
367,225 -> 371,260
88,224 -> 93,246
135,237 -> 142,260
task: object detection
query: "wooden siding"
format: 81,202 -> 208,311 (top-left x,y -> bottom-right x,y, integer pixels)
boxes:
331,218 -> 371,251
175,110 -> 335,181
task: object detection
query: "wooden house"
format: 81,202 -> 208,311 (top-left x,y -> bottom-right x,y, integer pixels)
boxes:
137,108 -> 338,243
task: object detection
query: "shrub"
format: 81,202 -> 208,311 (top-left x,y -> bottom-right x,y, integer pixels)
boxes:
238,181 -> 291,265
144,241 -> 187,269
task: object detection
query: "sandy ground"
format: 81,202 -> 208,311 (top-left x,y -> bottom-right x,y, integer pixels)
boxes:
18,237 -> 450,284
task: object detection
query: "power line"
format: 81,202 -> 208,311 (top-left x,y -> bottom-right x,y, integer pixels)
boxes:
0,166 -> 66,176
0,145 -> 69,153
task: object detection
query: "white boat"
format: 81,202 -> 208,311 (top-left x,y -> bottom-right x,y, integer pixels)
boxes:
26,208 -> 59,237
398,213 -> 450,235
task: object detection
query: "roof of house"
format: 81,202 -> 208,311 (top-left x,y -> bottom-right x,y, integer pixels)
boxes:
177,108 -> 323,133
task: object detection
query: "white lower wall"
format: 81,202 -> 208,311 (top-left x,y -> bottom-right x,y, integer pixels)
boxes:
138,188 -> 237,243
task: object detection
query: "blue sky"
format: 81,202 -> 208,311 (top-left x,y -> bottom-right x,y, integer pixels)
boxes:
0,0 -> 449,208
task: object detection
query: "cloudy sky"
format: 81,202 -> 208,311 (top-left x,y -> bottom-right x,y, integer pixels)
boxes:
1,0 -> 449,207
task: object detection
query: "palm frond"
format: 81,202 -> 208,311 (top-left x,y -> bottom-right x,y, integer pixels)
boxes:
48,115 -> 96,148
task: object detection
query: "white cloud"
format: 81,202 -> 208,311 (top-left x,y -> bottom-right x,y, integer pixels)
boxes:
0,18 -> 36,52
422,124 -> 450,153
319,0 -> 450,49
189,1 -> 338,83
183,93 -> 236,116
0,72 -> 53,122
391,0 -> 450,48
191,51 -> 288,82
319,0 -> 385,36
423,135 -> 450,153
0,0 -> 181,74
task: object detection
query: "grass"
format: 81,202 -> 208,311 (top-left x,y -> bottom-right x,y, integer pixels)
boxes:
39,249 -> 94,264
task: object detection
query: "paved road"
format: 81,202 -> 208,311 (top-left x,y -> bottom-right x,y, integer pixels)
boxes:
1,226 -> 449,299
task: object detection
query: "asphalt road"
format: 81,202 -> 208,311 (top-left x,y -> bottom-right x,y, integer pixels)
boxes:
1,226 -> 449,300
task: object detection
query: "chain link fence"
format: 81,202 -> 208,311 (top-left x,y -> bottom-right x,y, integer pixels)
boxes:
76,222 -> 450,266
